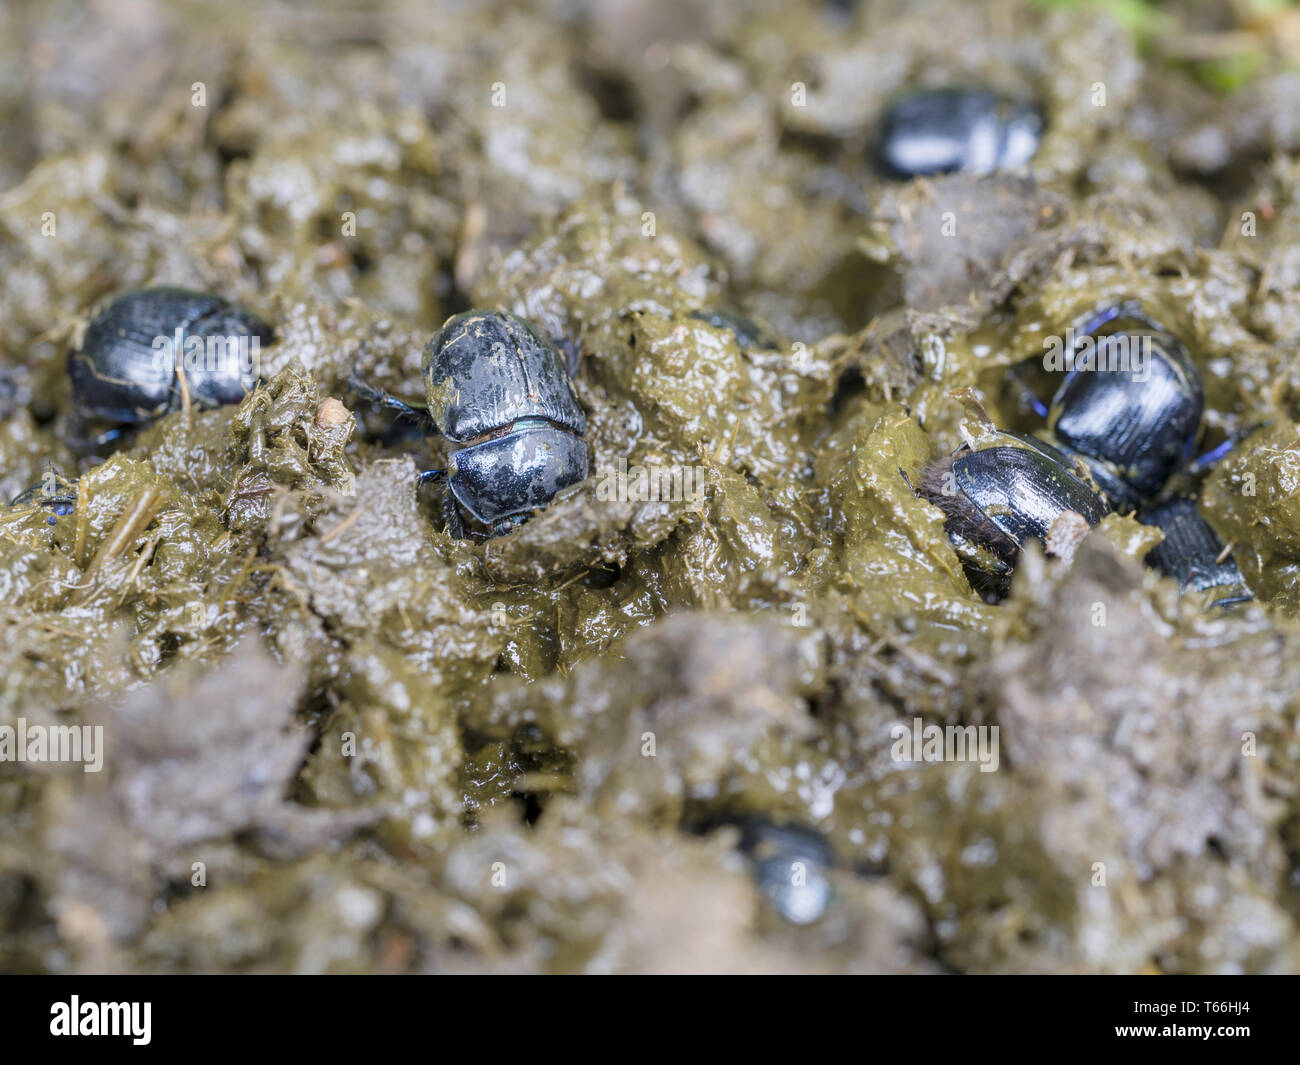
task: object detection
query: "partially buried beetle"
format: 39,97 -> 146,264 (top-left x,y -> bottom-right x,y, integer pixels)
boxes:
920,428 -> 1109,600
9,469 -> 77,525
740,819 -> 835,927
1139,498 -> 1251,608
1039,303 -> 1204,513
68,287 -> 273,437
350,309 -> 590,539
876,87 -> 1043,178
1033,302 -> 1249,604
920,302 -> 1249,605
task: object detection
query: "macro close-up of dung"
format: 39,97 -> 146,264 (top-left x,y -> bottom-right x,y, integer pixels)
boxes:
3,0 -> 1300,977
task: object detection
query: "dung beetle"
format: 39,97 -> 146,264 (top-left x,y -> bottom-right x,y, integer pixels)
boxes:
68,287 -> 273,428
1044,304 -> 1204,512
1139,498 -> 1251,607
919,430 -> 1110,599
350,309 -> 590,538
876,88 -> 1043,178
10,470 -> 77,525
736,819 -> 834,926
926,305 -> 1219,601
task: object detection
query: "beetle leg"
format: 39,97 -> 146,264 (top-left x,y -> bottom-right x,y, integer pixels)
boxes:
417,468 -> 447,486
1184,437 -> 1235,474
1210,593 -> 1253,609
1182,422 -> 1266,476
347,371 -> 440,434
1010,365 -> 1050,419
441,490 -> 465,539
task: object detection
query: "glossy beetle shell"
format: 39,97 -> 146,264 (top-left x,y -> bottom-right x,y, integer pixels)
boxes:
876,88 -> 1043,178
1139,498 -> 1251,606
739,820 -> 834,926
920,432 -> 1109,595
1047,312 -> 1203,510
415,309 -> 590,536
447,418 -> 590,525
68,287 -> 273,423
422,310 -> 586,442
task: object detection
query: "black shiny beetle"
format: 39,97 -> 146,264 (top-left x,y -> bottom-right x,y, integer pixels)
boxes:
68,287 -> 272,429
350,309 -> 590,538
1043,303 -> 1204,512
924,302 -> 1250,604
1139,498 -> 1251,608
741,819 -> 835,927
1038,304 -> 1251,602
698,817 -> 834,926
919,430 -> 1110,599
876,88 -> 1043,178
9,470 -> 77,525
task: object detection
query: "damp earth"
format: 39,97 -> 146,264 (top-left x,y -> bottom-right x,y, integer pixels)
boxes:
3,0 -> 1300,973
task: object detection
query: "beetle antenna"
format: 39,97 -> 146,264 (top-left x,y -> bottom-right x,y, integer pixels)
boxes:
1009,363 -> 1050,419
346,365 -> 440,434
1183,421 -> 1267,476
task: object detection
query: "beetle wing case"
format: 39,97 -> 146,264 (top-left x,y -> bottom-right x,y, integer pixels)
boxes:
955,444 -> 1108,547
448,422 -> 590,525
182,306 -> 271,407
68,346 -> 174,423
1140,497 -> 1250,601
423,310 -> 586,442
68,288 -> 270,422
876,88 -> 1042,178
68,288 -> 186,421
922,433 -> 1109,561
1048,328 -> 1203,506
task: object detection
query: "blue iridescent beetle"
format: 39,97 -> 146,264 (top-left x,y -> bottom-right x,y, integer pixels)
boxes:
1033,303 -> 1250,602
919,429 -> 1110,599
350,309 -> 590,538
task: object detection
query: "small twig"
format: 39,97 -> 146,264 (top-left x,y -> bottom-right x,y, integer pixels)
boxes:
37,621 -> 83,639
115,531 -> 162,608
319,507 -> 364,544
69,486 -> 166,606
176,360 -> 194,431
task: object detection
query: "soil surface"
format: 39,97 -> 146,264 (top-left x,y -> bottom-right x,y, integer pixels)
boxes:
2,0 -> 1300,973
